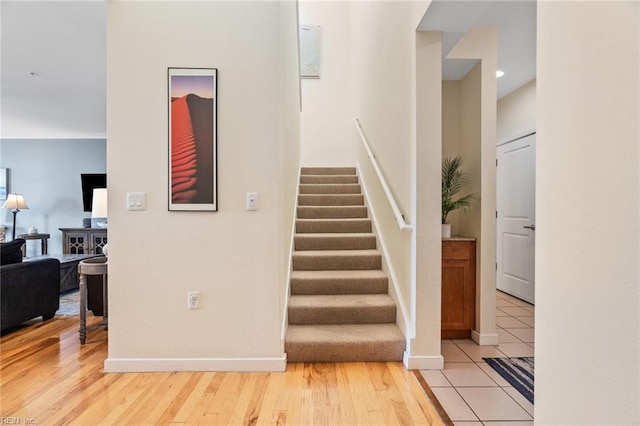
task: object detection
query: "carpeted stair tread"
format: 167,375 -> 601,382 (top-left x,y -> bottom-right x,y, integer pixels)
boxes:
290,270 -> 388,295
301,167 -> 356,175
300,175 -> 358,184
298,194 -> 364,206
295,233 -> 376,250
288,294 -> 396,325
299,184 -> 362,194
296,218 -> 372,233
285,324 -> 405,362
293,250 -> 381,271
297,205 -> 368,219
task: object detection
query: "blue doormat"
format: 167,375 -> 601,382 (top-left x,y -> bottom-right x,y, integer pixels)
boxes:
483,357 -> 534,404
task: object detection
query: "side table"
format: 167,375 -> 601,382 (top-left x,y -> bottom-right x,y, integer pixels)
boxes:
78,257 -> 108,344
17,233 -> 50,257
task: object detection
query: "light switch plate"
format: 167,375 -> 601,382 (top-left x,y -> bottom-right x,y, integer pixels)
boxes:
127,192 -> 146,211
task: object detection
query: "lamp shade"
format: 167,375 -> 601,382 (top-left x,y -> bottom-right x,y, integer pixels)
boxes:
91,188 -> 108,218
2,193 -> 28,210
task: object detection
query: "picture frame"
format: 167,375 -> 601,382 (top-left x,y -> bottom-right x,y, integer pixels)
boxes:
168,67 -> 218,211
300,25 -> 321,79
0,168 -> 7,201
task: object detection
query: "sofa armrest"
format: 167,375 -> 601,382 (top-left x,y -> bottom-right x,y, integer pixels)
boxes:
1,258 -> 61,331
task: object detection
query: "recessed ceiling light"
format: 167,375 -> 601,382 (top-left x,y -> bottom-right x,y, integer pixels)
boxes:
496,70 -> 505,78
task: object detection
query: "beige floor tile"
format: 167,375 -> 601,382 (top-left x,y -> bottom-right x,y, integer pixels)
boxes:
431,387 -> 479,422
505,328 -> 534,343
496,316 -> 530,329
497,343 -> 535,358
477,361 -> 512,387
497,328 -> 522,343
521,305 -> 535,314
442,342 -> 473,362
503,386 -> 535,417
495,308 -> 511,317
497,306 -> 533,317
455,342 -> 507,363
515,316 -> 535,327
483,422 -> 534,426
420,369 -> 452,387
496,299 -> 517,307
442,362 -> 499,387
508,299 -> 533,308
456,387 -> 532,421
454,422 -> 483,426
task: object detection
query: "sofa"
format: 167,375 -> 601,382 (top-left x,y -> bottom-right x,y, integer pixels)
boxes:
1,239 -> 61,332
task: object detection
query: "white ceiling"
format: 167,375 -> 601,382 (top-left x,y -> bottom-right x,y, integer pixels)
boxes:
0,0 -> 535,139
418,0 -> 537,99
0,0 -> 106,139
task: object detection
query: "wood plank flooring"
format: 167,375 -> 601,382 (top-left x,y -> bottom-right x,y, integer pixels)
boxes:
0,316 -> 446,425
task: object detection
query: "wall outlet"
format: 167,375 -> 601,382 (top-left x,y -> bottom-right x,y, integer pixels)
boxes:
246,192 -> 258,211
188,291 -> 200,309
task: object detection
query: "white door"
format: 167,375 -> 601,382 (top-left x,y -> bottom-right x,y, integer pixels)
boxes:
497,133 -> 536,304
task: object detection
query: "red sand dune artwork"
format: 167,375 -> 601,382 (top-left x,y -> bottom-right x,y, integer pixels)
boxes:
170,76 -> 215,205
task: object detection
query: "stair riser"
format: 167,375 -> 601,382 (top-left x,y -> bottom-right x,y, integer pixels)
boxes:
290,278 -> 388,295
300,175 -> 358,184
288,306 -> 396,325
296,220 -> 371,234
293,254 -> 381,271
298,194 -> 364,206
299,184 -> 361,194
285,342 -> 404,363
295,235 -> 376,251
301,167 -> 356,175
297,206 -> 367,219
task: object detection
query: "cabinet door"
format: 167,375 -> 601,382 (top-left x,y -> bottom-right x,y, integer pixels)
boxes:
90,231 -> 108,255
441,259 -> 474,331
65,232 -> 90,254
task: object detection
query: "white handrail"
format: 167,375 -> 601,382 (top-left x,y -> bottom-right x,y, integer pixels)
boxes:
354,118 -> 413,232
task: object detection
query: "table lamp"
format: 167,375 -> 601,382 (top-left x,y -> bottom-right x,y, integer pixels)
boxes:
2,193 -> 29,240
91,188 -> 108,228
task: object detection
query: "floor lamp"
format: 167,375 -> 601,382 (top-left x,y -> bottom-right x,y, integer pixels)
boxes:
2,193 -> 29,240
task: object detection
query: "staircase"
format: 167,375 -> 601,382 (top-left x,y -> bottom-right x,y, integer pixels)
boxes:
285,167 -> 405,362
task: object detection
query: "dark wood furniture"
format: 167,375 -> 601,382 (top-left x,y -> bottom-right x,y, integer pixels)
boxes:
59,228 -> 107,255
25,254 -> 101,293
17,233 -> 50,257
78,257 -> 108,344
442,238 -> 476,339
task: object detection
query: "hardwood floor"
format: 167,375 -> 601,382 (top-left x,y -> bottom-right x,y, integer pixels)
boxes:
1,316 -> 446,425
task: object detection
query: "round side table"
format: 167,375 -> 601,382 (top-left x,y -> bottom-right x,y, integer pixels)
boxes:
78,257 -> 108,344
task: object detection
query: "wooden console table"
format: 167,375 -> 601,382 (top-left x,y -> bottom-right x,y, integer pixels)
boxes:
17,233 -> 50,257
59,228 -> 107,255
442,237 -> 476,339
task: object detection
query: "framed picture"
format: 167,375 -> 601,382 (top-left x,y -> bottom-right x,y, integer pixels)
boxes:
300,25 -> 321,78
0,168 -> 7,201
168,67 -> 218,211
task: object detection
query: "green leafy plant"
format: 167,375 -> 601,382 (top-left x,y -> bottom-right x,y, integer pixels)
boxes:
442,156 -> 478,224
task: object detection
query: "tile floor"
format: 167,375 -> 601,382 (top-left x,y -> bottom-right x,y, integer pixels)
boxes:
420,290 -> 535,425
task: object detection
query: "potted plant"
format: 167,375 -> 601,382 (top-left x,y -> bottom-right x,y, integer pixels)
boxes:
442,156 -> 478,238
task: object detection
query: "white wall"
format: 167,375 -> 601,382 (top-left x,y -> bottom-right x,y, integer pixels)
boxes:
536,1 -> 639,423
0,138 -> 106,255
497,79 -> 536,143
299,1 -> 355,166
105,1 -> 299,372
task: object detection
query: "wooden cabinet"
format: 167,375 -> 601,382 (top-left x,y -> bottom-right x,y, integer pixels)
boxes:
59,228 -> 107,255
442,239 -> 476,339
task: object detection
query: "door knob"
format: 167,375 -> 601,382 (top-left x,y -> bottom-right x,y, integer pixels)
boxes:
523,224 -> 536,231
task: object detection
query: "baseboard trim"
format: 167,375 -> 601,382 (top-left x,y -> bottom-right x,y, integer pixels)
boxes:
471,330 -> 500,346
403,352 -> 444,370
104,355 -> 287,373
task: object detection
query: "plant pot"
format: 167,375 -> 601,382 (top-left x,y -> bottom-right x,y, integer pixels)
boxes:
442,224 -> 451,238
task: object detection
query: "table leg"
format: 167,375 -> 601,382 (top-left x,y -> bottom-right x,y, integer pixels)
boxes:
42,238 -> 48,255
79,270 -> 87,344
102,275 -> 108,328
